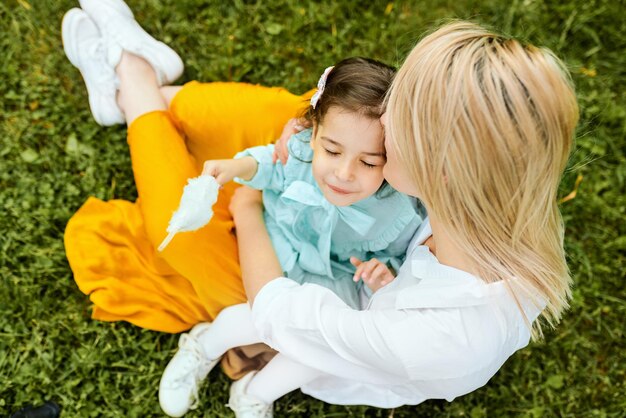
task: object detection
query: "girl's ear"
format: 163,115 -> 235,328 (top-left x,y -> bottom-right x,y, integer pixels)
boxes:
310,125 -> 318,149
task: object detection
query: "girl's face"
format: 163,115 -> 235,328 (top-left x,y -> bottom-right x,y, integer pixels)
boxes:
380,112 -> 420,198
311,107 -> 386,206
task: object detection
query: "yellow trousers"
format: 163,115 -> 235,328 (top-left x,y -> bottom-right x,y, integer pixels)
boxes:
64,81 -> 310,377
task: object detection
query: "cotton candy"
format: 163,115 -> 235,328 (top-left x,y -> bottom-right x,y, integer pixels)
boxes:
158,175 -> 220,252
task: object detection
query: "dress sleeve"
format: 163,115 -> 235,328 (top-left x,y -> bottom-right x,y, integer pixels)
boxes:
234,144 -> 286,192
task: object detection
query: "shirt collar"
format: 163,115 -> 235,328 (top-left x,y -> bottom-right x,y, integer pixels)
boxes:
395,250 -> 500,309
395,218 -> 506,309
386,217 -> 544,318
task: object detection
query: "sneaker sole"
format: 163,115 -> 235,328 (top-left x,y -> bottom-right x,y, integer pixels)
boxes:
61,8 -> 85,68
61,8 -> 124,126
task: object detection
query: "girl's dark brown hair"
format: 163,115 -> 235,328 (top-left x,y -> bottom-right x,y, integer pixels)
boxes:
304,57 -> 396,124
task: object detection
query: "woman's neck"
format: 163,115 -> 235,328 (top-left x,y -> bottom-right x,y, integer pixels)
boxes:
428,212 -> 478,276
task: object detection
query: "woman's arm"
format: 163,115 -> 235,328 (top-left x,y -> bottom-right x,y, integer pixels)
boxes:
229,186 -> 283,303
230,194 -> 506,387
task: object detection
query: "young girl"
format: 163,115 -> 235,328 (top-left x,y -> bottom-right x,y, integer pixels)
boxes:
158,58 -> 424,417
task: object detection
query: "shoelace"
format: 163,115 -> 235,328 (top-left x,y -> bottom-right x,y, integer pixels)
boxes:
85,38 -> 119,90
226,394 -> 272,417
101,17 -> 166,85
172,334 -> 214,410
240,402 -> 272,416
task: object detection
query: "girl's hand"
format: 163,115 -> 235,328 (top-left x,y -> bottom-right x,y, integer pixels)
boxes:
350,257 -> 396,293
272,118 -> 311,165
229,186 -> 263,224
202,157 -> 257,185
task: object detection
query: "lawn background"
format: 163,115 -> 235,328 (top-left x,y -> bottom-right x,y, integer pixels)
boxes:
0,0 -> 624,417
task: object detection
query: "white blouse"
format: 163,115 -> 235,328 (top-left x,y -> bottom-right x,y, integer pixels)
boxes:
251,220 -> 544,407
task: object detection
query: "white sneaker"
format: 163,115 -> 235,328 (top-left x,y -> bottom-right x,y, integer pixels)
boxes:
227,372 -> 274,418
159,323 -> 221,417
61,8 -> 124,126
78,0 -> 183,86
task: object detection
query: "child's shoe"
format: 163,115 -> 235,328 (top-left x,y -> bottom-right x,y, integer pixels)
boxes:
61,8 -> 124,126
78,0 -> 183,86
159,323 -> 220,417
227,372 -> 274,418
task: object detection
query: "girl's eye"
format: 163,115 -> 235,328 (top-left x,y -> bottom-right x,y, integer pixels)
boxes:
361,161 -> 378,168
324,148 -> 340,156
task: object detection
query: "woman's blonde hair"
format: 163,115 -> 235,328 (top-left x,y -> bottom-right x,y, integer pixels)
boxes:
386,21 -> 579,337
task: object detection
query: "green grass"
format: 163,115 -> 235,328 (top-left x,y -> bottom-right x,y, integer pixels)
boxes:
1,0 -> 624,416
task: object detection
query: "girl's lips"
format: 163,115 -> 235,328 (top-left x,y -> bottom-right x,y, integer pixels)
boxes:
327,184 -> 352,194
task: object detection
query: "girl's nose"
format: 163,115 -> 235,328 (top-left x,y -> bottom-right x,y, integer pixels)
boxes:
335,161 -> 354,182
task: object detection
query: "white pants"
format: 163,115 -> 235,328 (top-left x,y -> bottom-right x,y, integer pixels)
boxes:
199,303 -> 323,403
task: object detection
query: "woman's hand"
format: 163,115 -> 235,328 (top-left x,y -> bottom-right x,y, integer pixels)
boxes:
350,257 -> 396,293
272,117 -> 311,165
229,186 -> 263,224
202,157 -> 257,185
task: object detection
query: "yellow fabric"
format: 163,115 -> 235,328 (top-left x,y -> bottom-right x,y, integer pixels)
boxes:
64,81 -> 312,378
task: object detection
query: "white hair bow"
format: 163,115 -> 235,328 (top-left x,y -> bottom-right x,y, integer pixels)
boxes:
310,66 -> 334,109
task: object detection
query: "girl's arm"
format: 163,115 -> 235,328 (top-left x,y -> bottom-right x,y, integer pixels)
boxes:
229,186 -> 283,303
234,145 -> 288,192
202,156 -> 258,185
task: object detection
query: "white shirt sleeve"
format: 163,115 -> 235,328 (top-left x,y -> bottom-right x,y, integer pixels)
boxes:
251,278 -> 409,383
251,277 -> 513,386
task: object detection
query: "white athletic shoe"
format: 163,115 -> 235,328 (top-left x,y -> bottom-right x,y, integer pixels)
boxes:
61,8 -> 124,126
227,372 -> 274,418
78,0 -> 183,86
159,323 -> 220,417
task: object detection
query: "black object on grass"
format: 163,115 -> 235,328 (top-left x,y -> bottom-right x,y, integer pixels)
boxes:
9,401 -> 61,418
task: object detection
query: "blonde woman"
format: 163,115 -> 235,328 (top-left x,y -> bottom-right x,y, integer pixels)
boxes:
226,21 -> 579,412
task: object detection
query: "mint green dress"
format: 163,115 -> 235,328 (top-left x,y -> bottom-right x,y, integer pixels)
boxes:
235,129 -> 423,308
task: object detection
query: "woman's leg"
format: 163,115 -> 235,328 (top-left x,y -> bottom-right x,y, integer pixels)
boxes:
67,24 -> 311,330
128,80 -> 312,317
63,0 -> 312,336
114,53 -> 183,124
116,51 -> 167,125
160,86 -> 182,107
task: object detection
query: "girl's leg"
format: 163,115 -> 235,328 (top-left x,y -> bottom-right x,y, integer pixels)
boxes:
234,354 -> 324,406
159,303 -> 266,415
196,303 -> 260,360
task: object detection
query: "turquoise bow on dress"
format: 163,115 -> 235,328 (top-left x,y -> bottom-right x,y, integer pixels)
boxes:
281,181 -> 377,278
